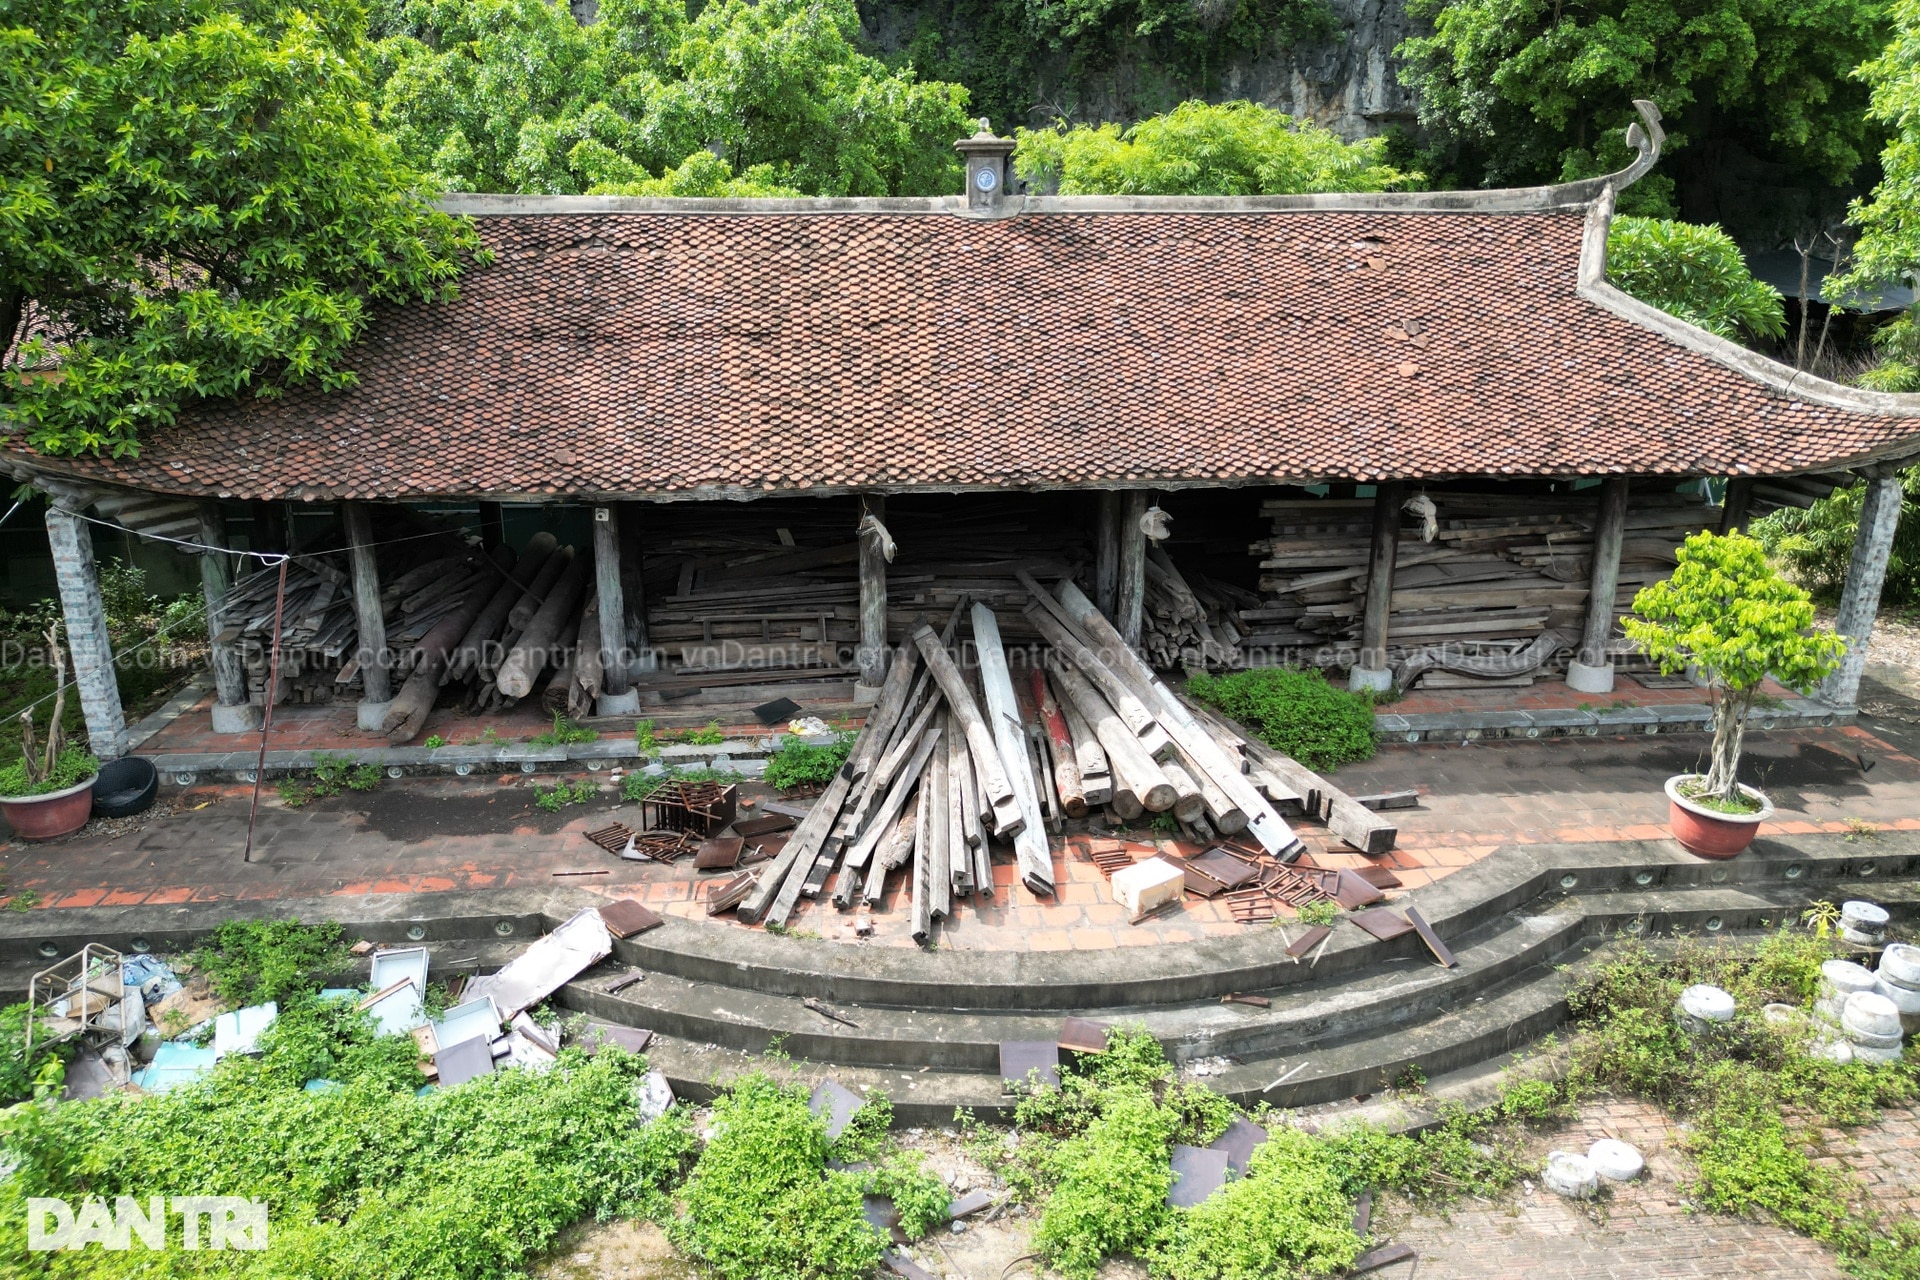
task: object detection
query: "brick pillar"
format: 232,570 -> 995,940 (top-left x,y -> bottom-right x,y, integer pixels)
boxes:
196,503 -> 260,734
1822,473 -> 1904,709
44,504 -> 127,760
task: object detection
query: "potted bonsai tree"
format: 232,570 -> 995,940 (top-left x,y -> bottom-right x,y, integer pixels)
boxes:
0,622 -> 100,841
1623,530 -> 1844,858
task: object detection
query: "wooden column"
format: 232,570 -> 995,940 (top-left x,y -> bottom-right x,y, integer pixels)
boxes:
1718,477 -> 1755,533
1094,491 -> 1119,617
1567,476 -> 1630,693
592,504 -> 638,712
1350,481 -> 1403,692
1116,490 -> 1148,647
857,494 -> 889,692
342,501 -> 391,725
1822,472 -> 1905,709
197,503 -> 260,733
44,503 -> 127,760
478,501 -> 505,552
619,500 -> 651,673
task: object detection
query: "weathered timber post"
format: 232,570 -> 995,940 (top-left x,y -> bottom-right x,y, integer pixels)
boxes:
1116,490 -> 1148,647
198,503 -> 260,734
44,503 -> 127,759
592,504 -> 639,714
1718,478 -> 1754,534
1349,481 -> 1404,693
1822,471 -> 1905,709
342,501 -> 392,730
1095,491 -> 1119,617
856,494 -> 889,697
478,501 -> 505,553
1567,476 -> 1630,694
619,501 -> 652,674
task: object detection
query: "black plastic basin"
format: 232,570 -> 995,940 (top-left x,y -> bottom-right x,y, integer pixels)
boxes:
91,756 -> 158,819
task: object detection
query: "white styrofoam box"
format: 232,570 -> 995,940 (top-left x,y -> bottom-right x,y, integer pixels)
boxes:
1111,857 -> 1186,918
1843,990 -> 1903,1040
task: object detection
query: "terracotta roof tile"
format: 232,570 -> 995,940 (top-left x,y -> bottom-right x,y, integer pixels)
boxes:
13,209 -> 1919,500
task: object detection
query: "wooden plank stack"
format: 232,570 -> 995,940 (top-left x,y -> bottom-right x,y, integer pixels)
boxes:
1249,490 -> 1719,685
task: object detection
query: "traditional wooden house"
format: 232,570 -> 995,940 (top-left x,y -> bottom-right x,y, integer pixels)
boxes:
6,103 -> 1919,759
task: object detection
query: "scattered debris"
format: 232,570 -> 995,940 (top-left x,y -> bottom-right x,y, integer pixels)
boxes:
1353,790 -> 1419,811
1113,858 -> 1185,918
606,972 -> 645,995
1285,925 -> 1332,958
882,1248 -> 938,1280
1347,908 -> 1415,942
434,1034 -> 495,1087
360,979 -> 426,1038
947,1190 -> 993,1220
695,836 -> 746,870
1167,1144 -> 1231,1207
467,907 -> 613,1018
598,898 -> 663,939
1404,906 -> 1457,968
1588,1138 -> 1645,1181
211,1003 -> 277,1058
1220,992 -> 1270,1008
1542,1150 -> 1600,1199
1348,1242 -> 1417,1274
706,870 -> 759,915
808,1079 -> 866,1142
131,1042 -> 218,1093
803,997 -> 860,1028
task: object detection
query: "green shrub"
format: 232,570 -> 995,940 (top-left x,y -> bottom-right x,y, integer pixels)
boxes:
1154,1127 -> 1364,1280
191,919 -> 353,1007
634,719 -> 658,754
1186,668 -> 1374,770
671,1072 -> 883,1280
534,779 -> 598,811
864,1151 -> 951,1240
689,720 -> 727,746
1032,1084 -> 1175,1280
0,745 -> 97,798
764,732 -> 855,792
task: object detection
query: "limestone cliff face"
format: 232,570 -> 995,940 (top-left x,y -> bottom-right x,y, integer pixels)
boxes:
1260,0 -> 1420,139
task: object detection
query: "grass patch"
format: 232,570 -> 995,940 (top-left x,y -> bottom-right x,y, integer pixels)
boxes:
278,752 -> 383,807
763,731 -> 854,792
1186,668 -> 1375,771
534,779 -> 599,811
531,713 -> 598,746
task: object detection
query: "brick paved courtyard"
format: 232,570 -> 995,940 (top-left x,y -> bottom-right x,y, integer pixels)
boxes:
3,711 -> 1920,955
1378,1096 -> 1919,1279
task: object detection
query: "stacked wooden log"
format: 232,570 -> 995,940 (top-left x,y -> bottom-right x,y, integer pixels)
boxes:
736,567 -> 1399,938
1139,547 -> 1259,670
1249,490 -> 1720,686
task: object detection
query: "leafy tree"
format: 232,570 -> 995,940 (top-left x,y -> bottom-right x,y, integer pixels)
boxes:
1014,100 -> 1410,194
1754,468 -> 1920,605
369,0 -> 973,197
1844,0 -> 1920,391
1623,531 -> 1844,807
0,0 -> 484,458
1395,0 -> 1889,220
1606,216 -> 1786,341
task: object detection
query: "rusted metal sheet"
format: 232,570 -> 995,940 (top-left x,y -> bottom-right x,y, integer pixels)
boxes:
694,836 -> 745,870
1348,907 -> 1416,942
598,898 -> 663,938
1168,1144 -> 1231,1207
1208,1117 -> 1269,1175
809,1078 -> 866,1142
999,1041 -> 1060,1089
1057,1017 -> 1111,1055
1405,905 -> 1458,968
467,907 -> 613,1018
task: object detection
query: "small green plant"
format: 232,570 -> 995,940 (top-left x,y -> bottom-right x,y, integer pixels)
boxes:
634,718 -> 657,754
763,731 -> 855,791
5,888 -> 39,912
688,720 -> 727,746
534,779 -> 598,811
670,1072 -> 882,1280
1393,1063 -> 1428,1091
1186,667 -> 1375,771
1295,900 -> 1341,928
479,725 -> 503,744
424,734 -> 447,749
1624,531 -> 1845,810
282,753 -> 382,805
191,919 -> 353,1006
1149,811 -> 1180,835
1804,900 -> 1843,938
532,712 -> 598,746
1843,817 -> 1880,841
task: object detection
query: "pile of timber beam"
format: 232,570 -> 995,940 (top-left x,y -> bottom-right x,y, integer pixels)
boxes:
738,601 -> 1045,936
1249,490 -> 1720,683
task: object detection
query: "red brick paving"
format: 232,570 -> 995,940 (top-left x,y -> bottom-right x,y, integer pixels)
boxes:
5,722 -> 1918,956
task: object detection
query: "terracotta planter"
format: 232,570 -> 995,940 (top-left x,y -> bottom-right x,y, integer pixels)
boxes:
1665,774 -> 1772,859
0,775 -> 98,841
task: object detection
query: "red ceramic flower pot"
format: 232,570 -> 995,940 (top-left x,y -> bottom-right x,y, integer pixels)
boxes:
1665,774 -> 1772,860
0,775 -> 97,841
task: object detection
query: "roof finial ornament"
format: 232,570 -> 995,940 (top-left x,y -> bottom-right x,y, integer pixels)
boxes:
1610,99 -> 1666,192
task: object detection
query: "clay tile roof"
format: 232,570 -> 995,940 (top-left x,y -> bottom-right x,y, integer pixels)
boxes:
11,201 -> 1920,502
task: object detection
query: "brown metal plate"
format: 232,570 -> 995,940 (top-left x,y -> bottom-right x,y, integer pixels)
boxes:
598,898 -> 663,939
1404,905 -> 1458,968
694,836 -> 745,870
1168,1144 -> 1231,1208
1353,865 -> 1404,889
1057,1016 -> 1111,1055
733,813 -> 796,838
1348,907 -> 1416,941
1332,870 -> 1387,910
1284,924 -> 1332,957
1187,847 -> 1259,892
999,1040 -> 1060,1088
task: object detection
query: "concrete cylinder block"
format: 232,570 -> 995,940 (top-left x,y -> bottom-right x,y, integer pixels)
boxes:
1842,991 -> 1903,1042
1674,984 -> 1735,1034
1879,944 -> 1920,990
1587,1139 -> 1644,1182
1852,1042 -> 1905,1065
1842,900 -> 1889,933
1543,1151 -> 1599,1199
1822,960 -> 1878,999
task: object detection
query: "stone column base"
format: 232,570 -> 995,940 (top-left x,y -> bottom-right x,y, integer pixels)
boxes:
210,702 -> 262,735
596,689 -> 642,716
1348,666 -> 1392,694
356,700 -> 394,732
1566,660 -> 1616,694
852,682 -> 883,705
